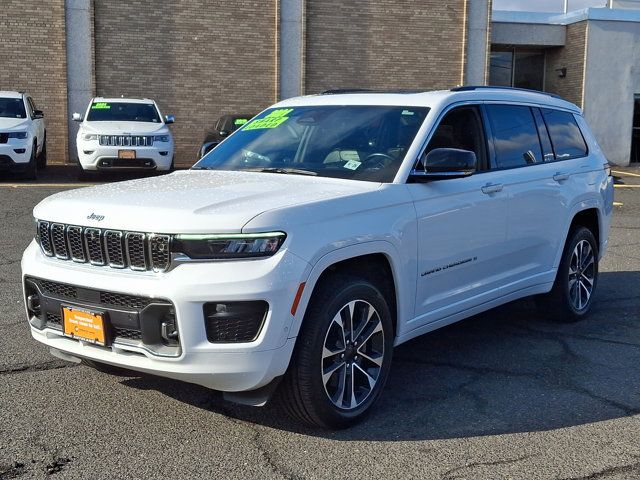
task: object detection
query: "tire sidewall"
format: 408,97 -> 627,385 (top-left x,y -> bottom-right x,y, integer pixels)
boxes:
299,278 -> 394,427
558,227 -> 599,317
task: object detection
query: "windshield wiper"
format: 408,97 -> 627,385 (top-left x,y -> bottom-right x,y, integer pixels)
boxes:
242,167 -> 317,176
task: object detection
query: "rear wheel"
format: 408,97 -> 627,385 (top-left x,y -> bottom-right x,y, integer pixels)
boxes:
280,274 -> 394,428
537,226 -> 599,322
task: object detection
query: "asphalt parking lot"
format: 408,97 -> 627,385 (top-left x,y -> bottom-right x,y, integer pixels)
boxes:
0,167 -> 639,480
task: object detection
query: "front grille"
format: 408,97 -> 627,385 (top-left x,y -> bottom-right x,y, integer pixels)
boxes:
51,223 -> 69,259
100,291 -> 152,310
46,312 -> 62,326
99,135 -> 153,147
41,280 -> 77,298
114,327 -> 143,341
36,221 -> 170,272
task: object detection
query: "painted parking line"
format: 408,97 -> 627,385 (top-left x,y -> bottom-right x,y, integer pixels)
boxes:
614,184 -> 640,188
612,170 -> 640,178
613,202 -> 624,206
0,183 -> 96,188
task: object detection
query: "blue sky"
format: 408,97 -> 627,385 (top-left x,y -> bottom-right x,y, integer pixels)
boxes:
493,0 -> 609,11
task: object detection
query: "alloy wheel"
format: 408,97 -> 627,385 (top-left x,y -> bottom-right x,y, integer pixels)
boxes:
321,300 -> 385,410
568,239 -> 595,311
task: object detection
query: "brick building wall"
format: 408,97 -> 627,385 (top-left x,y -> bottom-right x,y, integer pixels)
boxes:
545,21 -> 588,108
304,0 -> 467,94
0,1 -> 68,163
93,0 -> 278,167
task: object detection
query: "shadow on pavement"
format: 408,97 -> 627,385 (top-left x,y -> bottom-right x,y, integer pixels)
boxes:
122,271 -> 640,441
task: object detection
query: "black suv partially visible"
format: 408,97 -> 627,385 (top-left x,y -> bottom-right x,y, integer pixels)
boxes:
199,114 -> 255,158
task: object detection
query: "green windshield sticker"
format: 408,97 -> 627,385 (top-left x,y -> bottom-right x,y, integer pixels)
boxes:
234,118 -> 249,126
401,110 -> 415,115
91,102 -> 111,110
243,108 -> 294,131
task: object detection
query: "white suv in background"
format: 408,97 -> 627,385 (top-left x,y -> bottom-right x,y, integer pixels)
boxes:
0,91 -> 46,179
73,97 -> 175,176
23,87 -> 613,428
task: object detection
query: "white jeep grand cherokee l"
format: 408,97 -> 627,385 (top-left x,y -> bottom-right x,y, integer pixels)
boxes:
0,91 -> 46,179
73,97 -> 174,175
22,87 -> 613,428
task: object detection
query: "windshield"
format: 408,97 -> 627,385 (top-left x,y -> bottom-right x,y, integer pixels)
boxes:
0,98 -> 27,119
194,105 -> 429,182
86,102 -> 161,123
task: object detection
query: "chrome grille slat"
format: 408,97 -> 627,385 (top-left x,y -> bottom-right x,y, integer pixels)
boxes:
67,226 -> 86,262
125,232 -> 147,271
36,221 -> 53,256
149,234 -> 171,272
84,227 -> 105,265
35,221 -> 170,273
105,230 -> 125,268
51,223 -> 69,260
98,135 -> 153,147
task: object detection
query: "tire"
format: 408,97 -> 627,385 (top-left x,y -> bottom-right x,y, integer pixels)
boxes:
537,226 -> 599,322
76,162 -> 89,181
81,359 -> 135,377
37,135 -> 47,170
20,143 -> 37,180
279,274 -> 394,429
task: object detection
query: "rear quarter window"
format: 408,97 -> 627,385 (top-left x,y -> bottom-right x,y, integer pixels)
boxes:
541,108 -> 588,160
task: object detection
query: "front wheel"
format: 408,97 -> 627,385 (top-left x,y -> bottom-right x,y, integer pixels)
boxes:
279,275 -> 394,428
37,136 -> 47,170
537,226 -> 599,322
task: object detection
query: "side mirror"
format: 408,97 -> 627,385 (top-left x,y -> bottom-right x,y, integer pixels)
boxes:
32,110 -> 44,119
165,114 -> 175,124
72,112 -> 83,122
409,148 -> 477,182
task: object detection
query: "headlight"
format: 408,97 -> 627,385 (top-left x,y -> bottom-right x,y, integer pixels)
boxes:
7,132 -> 28,139
154,135 -> 170,142
172,232 -> 286,259
83,134 -> 98,141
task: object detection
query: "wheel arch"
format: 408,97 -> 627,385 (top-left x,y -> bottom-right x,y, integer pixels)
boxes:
554,203 -> 602,269
290,242 -> 407,341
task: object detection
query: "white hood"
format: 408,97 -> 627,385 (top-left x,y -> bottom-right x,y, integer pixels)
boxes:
81,121 -> 169,136
33,170 -> 380,233
0,117 -> 29,131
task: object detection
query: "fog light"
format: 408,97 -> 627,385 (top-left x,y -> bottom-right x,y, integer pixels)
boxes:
159,151 -> 168,156
203,301 -> 268,343
14,149 -> 26,154
83,151 -> 94,155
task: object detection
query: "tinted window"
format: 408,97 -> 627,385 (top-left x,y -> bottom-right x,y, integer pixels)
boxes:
532,108 -> 555,162
195,106 -> 429,183
541,109 -> 588,159
0,98 -> 27,119
486,104 -> 543,168
424,106 -> 486,170
86,102 -> 161,123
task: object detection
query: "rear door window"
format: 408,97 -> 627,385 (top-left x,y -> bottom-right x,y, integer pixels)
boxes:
486,104 -> 543,169
541,108 -> 588,160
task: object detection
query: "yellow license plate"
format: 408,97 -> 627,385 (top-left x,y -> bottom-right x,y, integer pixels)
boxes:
118,150 -> 136,159
62,306 -> 106,346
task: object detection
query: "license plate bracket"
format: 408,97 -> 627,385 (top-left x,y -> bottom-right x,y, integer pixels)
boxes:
62,305 -> 108,346
118,149 -> 136,159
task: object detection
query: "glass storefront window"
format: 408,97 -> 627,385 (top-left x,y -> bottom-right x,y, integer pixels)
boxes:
489,48 -> 545,92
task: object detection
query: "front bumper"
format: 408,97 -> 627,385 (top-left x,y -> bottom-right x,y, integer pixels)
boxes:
76,142 -> 174,171
21,240 -> 310,391
0,141 -> 32,170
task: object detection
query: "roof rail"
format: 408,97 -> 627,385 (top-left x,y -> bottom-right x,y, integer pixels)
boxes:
451,85 -> 563,100
320,88 -> 427,95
